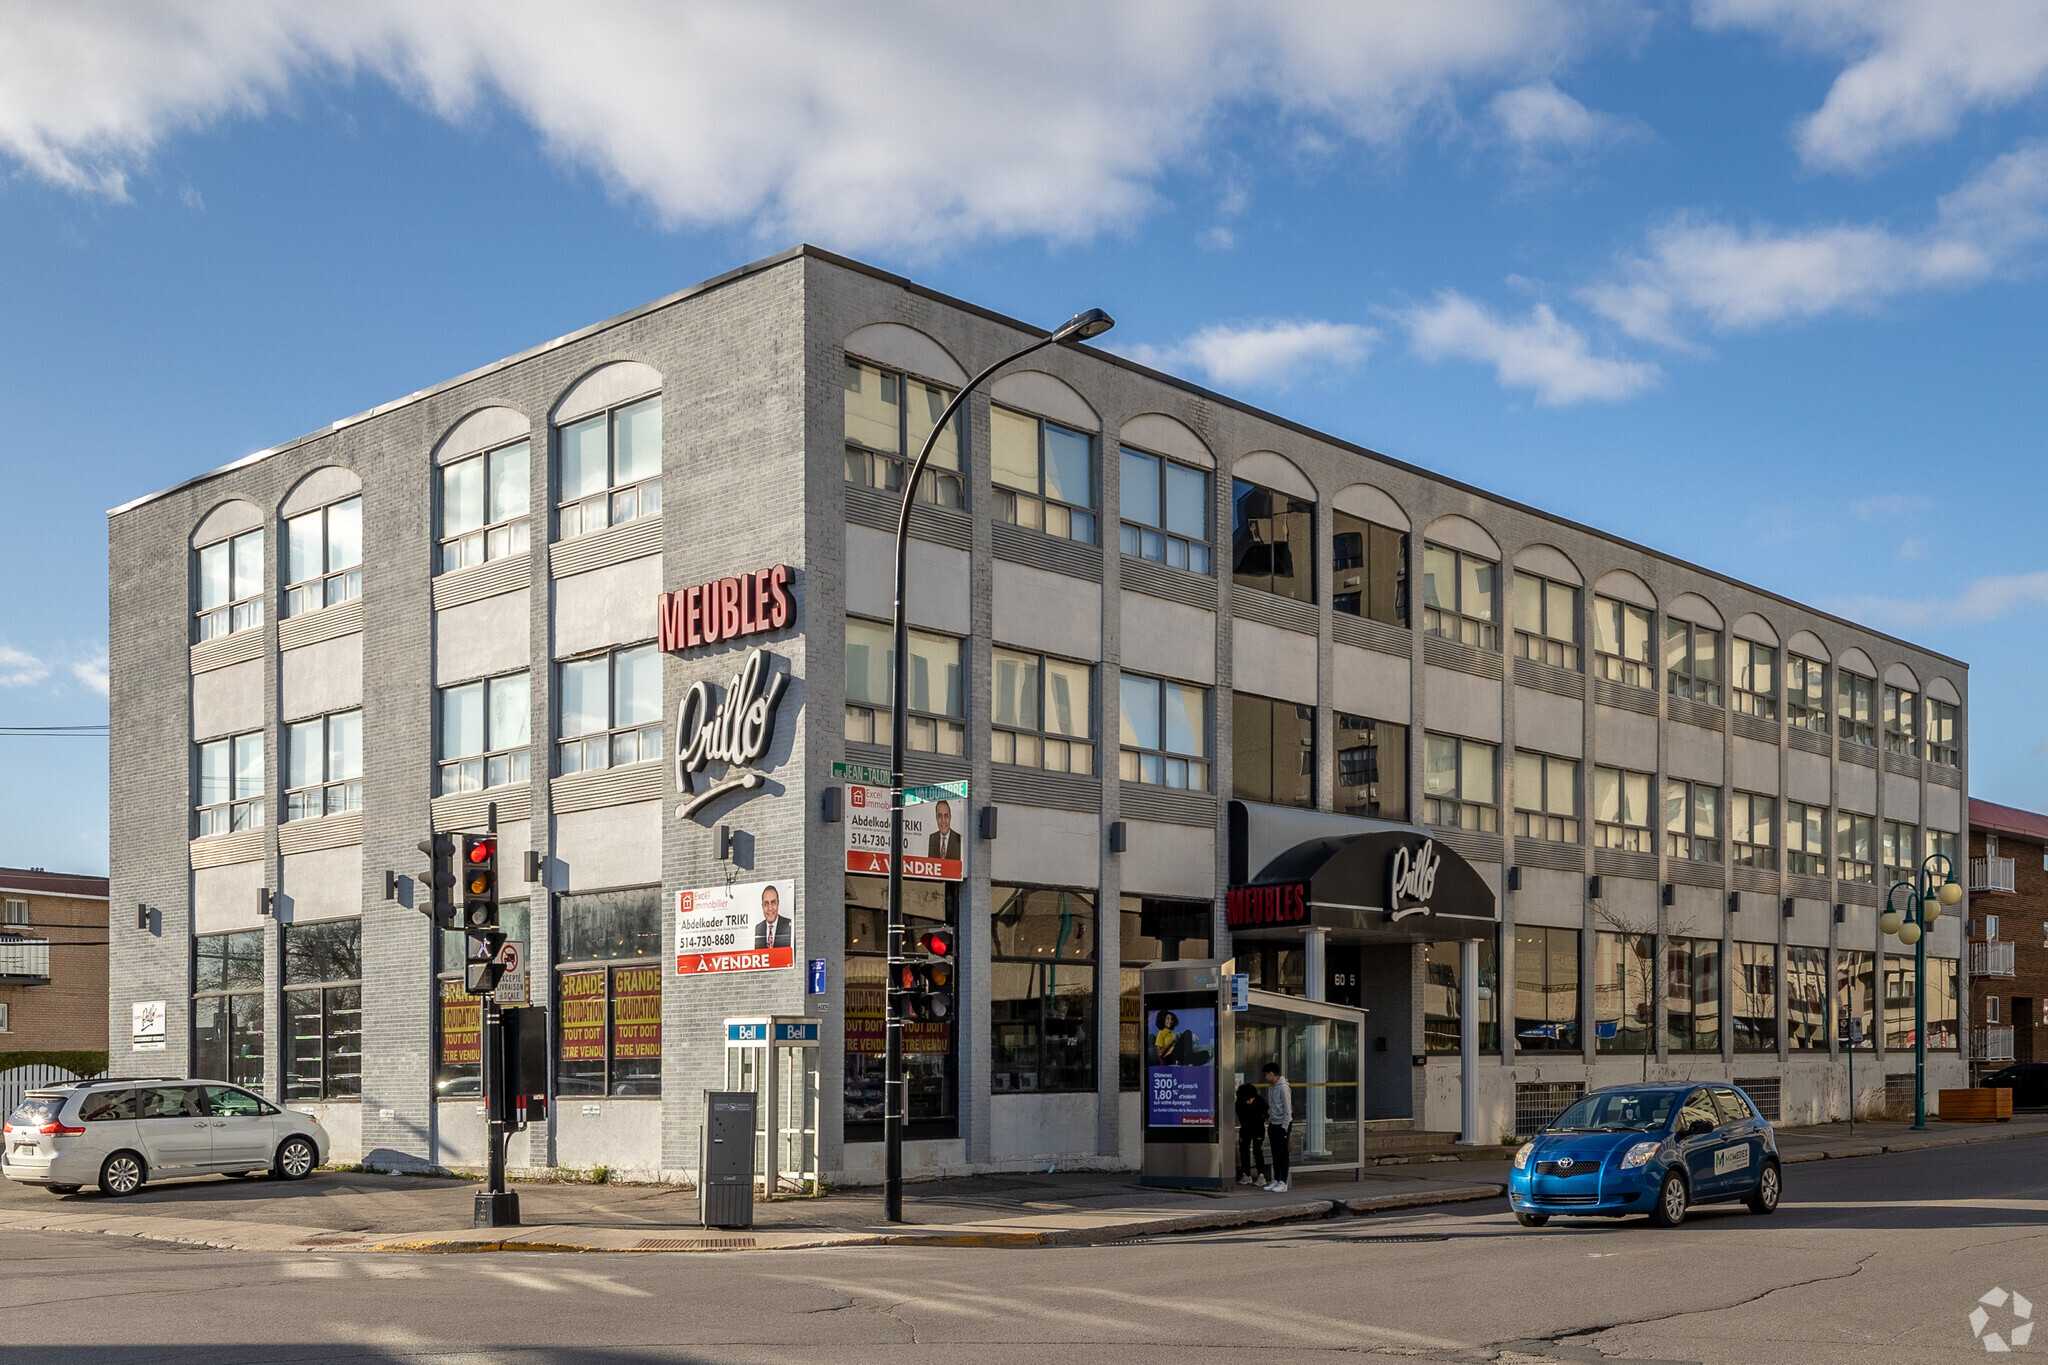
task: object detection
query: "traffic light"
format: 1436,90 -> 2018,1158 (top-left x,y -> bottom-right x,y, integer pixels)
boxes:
466,928 -> 508,996
461,834 -> 499,931
896,924 -> 955,1021
416,834 -> 458,928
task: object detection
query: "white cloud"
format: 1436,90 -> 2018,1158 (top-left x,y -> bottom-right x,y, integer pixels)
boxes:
1398,291 -> 1661,404
1124,320 -> 1377,388
0,0 -> 1620,250
1836,569 -> 2048,630
0,645 -> 49,688
1696,0 -> 2048,172
1489,81 -> 1644,160
1852,493 -> 1933,519
1583,141 -> 2048,344
70,651 -> 110,697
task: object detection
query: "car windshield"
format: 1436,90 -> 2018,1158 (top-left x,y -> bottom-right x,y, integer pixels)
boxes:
1547,1090 -> 1677,1133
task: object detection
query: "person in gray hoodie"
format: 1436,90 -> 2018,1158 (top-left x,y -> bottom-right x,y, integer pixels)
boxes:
1262,1062 -> 1292,1192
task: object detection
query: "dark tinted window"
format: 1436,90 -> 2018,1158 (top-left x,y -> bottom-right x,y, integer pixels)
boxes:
1678,1089 -> 1720,1133
557,887 -> 661,962
80,1089 -> 138,1121
285,918 -> 361,985
1711,1087 -> 1754,1124
195,930 -> 263,991
139,1086 -> 207,1119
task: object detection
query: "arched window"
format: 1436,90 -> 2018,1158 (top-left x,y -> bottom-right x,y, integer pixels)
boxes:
284,496 -> 362,617
195,523 -> 263,641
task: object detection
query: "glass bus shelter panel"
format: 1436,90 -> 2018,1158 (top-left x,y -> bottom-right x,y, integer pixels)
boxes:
1236,1003 -> 1363,1172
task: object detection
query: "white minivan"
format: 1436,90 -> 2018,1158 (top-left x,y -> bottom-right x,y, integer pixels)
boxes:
2,1079 -> 328,1196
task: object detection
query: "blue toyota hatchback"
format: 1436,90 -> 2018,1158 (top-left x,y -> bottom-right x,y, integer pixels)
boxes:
1507,1082 -> 1781,1227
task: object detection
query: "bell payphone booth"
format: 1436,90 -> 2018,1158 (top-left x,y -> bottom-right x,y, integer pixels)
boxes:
723,1016 -> 821,1196
1138,960 -> 1234,1189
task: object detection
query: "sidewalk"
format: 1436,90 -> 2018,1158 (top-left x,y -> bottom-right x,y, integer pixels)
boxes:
1,1114 -> 2040,1256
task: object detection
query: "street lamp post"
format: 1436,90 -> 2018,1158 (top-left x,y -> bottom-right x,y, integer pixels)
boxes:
1880,853 -> 1963,1131
883,307 -> 1114,1224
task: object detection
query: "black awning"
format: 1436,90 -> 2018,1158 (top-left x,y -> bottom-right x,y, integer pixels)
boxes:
1226,802 -> 1497,943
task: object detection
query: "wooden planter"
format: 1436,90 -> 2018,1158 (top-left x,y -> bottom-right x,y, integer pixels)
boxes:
1938,1087 -> 2014,1122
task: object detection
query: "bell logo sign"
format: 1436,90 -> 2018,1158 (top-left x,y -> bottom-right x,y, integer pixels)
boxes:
658,564 -> 791,652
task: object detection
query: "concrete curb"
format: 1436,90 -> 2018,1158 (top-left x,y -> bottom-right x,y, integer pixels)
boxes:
361,1184 -> 1511,1254
1778,1123 -> 2046,1165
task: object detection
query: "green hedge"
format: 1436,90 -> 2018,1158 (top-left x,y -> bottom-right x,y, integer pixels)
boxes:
0,1050 -> 109,1077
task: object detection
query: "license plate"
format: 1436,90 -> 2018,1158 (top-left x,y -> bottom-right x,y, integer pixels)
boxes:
12,1144 -> 35,1157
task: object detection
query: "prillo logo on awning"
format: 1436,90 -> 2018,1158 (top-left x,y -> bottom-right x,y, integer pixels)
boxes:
1387,838 -> 1441,920
658,563 -> 791,652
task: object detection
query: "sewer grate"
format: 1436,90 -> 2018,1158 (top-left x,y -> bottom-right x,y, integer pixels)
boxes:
1346,1234 -> 1450,1243
300,1236 -> 365,1246
636,1237 -> 756,1251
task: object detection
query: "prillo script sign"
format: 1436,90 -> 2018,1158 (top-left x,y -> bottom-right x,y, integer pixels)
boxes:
657,563 -> 792,652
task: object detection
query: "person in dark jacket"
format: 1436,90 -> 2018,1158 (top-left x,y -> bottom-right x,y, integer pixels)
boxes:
1234,1082 -> 1269,1186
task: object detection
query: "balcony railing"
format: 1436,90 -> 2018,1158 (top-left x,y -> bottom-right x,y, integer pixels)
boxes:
1972,941 -> 2017,977
0,937 -> 49,983
1974,1025 -> 2015,1063
1971,857 -> 2016,893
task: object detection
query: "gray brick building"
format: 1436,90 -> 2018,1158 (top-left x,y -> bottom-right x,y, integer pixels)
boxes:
108,246 -> 1973,1182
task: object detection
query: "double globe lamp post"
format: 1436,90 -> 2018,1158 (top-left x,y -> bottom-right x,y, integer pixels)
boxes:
1879,853 -> 1964,1131
882,307 -> 1115,1223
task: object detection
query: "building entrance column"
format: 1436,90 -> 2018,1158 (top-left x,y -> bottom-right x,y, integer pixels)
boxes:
1304,927 -> 1328,1156
1459,936 -> 1482,1145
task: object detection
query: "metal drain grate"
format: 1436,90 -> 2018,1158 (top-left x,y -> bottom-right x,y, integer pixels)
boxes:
300,1236 -> 365,1246
1347,1234 -> 1450,1243
636,1237 -> 757,1251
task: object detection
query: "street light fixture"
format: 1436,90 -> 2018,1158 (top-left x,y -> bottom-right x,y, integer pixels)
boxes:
1881,854 -> 1962,1131
882,306 -> 1114,1224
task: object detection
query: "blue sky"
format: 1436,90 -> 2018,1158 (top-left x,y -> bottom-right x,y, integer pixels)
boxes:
3,2 -> 2046,875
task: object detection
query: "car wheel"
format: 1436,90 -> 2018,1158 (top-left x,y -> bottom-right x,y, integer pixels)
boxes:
98,1152 -> 146,1198
274,1136 -> 317,1181
1649,1169 -> 1688,1227
47,1184 -> 81,1195
1515,1212 -> 1549,1227
1747,1161 -> 1781,1215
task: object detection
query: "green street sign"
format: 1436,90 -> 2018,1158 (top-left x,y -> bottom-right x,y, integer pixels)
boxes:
899,781 -> 970,805
831,761 -> 892,786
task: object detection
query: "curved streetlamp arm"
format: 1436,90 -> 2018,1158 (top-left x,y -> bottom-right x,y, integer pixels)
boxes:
879,308 -> 1112,1225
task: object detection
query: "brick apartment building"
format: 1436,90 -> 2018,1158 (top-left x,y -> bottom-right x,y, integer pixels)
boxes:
1967,799 -> 2048,1072
0,867 -> 111,1064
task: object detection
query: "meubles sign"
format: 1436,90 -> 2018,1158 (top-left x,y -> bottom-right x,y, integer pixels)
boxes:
658,564 -> 792,652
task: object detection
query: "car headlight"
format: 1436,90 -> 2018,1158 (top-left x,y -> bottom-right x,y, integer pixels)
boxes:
1620,1140 -> 1661,1169
1513,1142 -> 1534,1171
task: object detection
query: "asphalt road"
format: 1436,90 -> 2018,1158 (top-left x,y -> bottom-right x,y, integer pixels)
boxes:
1,1138 -> 2043,1364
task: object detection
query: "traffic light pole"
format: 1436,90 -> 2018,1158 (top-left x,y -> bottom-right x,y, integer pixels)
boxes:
882,308 -> 1114,1224
475,994 -> 518,1227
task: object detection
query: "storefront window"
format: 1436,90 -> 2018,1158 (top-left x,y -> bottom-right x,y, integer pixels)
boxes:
1424,936 -> 1499,1053
1732,941 -> 1778,1053
1926,957 -> 1959,1049
1119,897 -> 1212,1087
1836,949 -> 1875,1049
843,876 -> 957,1137
1514,926 -> 1578,1051
436,899 -> 531,1098
1593,930 -> 1653,1057
553,887 -> 661,1097
194,930 -> 264,1089
991,885 -> 1097,1093
284,919 -> 362,1100
1665,936 -> 1720,1054
1786,946 -> 1829,1050
1883,954 -> 1918,1050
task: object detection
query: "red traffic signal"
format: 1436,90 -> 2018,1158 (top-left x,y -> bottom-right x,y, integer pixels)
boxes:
914,926 -> 955,957
461,834 -> 499,929
467,838 -> 495,865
